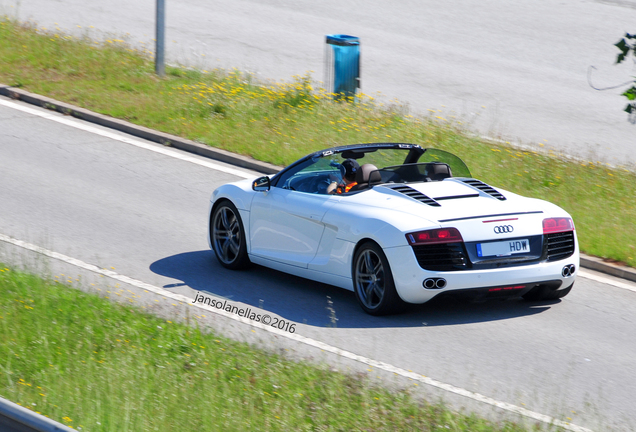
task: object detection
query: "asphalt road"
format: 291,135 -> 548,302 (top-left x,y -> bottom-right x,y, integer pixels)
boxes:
2,99 -> 636,431
1,0 -> 635,166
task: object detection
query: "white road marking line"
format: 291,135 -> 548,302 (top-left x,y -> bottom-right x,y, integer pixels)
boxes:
0,233 -> 593,432
0,98 -> 254,179
578,270 -> 636,292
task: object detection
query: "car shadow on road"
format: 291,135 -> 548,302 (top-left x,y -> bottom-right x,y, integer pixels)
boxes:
150,250 -> 555,329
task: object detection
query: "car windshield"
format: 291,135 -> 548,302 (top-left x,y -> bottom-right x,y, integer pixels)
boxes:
274,145 -> 471,194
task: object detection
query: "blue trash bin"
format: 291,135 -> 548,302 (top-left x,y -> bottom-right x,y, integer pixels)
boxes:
325,34 -> 360,99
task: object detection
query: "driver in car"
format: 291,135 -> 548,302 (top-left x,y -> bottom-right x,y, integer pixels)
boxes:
327,159 -> 359,194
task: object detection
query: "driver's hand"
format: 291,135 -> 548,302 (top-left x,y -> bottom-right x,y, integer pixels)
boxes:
327,181 -> 338,194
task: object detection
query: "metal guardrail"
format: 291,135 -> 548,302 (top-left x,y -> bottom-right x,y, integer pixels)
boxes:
0,397 -> 75,432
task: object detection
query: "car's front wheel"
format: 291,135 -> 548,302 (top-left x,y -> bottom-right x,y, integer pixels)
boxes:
210,200 -> 250,270
353,242 -> 404,315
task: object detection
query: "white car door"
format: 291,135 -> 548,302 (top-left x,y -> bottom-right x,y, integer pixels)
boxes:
249,188 -> 337,268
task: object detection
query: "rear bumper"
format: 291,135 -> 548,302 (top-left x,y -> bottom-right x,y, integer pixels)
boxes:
385,243 -> 580,304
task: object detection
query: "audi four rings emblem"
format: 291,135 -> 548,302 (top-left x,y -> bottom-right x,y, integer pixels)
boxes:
494,225 -> 514,234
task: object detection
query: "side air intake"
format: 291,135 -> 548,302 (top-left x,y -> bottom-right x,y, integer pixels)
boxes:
460,179 -> 506,201
382,184 -> 441,206
545,231 -> 575,262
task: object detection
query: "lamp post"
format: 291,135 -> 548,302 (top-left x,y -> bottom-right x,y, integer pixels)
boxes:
155,0 -> 165,77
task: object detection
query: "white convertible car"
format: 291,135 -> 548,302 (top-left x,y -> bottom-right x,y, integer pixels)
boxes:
209,143 -> 578,315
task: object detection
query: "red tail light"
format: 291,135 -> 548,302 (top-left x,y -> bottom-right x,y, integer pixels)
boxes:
543,217 -> 574,234
406,228 -> 463,245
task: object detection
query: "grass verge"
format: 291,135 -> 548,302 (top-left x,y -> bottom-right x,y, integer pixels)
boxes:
0,17 -> 634,267
0,265 -> 540,431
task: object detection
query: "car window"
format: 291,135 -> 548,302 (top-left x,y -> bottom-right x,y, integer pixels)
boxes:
357,149 -> 408,168
277,156 -> 343,194
298,156 -> 340,175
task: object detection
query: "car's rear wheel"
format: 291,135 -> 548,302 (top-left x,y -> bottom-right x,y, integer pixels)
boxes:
353,242 -> 404,315
522,283 -> 573,301
210,200 -> 250,270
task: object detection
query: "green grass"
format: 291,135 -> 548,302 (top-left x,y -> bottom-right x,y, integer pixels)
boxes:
0,265 -> 539,431
0,17 -> 635,267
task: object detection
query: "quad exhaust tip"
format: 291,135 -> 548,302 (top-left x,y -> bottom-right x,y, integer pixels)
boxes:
423,278 -> 447,289
562,264 -> 576,277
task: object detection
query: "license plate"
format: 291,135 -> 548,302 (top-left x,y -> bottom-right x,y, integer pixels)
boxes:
476,239 -> 530,257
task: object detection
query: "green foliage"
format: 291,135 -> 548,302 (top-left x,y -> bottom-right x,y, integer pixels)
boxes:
621,86 -> 636,114
272,74 -> 316,110
614,33 -> 636,63
0,265 -> 534,432
614,33 -> 636,115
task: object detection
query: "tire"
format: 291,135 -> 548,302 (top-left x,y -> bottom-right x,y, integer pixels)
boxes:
352,242 -> 404,315
210,200 -> 250,270
522,283 -> 573,301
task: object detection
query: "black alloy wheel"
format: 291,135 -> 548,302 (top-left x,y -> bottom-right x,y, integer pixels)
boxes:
210,200 -> 250,270
353,242 -> 403,315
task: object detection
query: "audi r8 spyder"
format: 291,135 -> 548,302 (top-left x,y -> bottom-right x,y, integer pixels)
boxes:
208,143 -> 578,315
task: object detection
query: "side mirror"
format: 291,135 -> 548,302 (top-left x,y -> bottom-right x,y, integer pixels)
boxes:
252,176 -> 271,192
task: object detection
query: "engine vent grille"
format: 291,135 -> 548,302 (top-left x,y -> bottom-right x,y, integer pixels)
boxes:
411,243 -> 469,271
382,184 -> 440,206
545,231 -> 575,262
460,179 -> 506,200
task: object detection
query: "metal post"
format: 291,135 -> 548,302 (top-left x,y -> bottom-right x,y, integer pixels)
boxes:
155,0 -> 165,77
